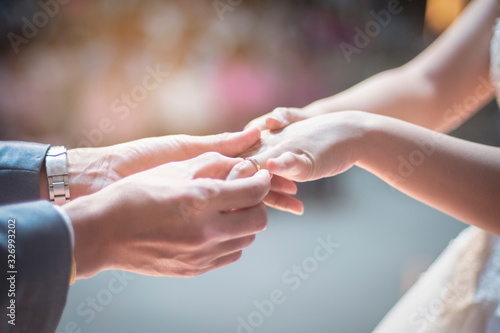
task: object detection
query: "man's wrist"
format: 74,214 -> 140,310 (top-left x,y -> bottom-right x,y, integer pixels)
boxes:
62,194 -> 110,279
66,148 -> 89,199
67,147 -> 117,199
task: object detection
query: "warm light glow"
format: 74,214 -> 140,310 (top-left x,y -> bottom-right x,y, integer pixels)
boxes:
425,0 -> 467,33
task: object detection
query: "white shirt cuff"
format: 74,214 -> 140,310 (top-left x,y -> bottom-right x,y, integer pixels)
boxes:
54,205 -> 75,251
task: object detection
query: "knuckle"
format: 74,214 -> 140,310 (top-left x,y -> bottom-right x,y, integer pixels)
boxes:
280,107 -> 291,117
273,107 -> 287,115
245,184 -> 263,203
215,132 -> 231,142
299,152 -> 316,180
228,161 -> 252,179
197,179 -> 221,201
185,231 -> 208,248
234,160 -> 249,171
251,177 -> 271,199
202,151 -> 223,161
230,251 -> 243,263
277,107 -> 296,120
188,255 -> 209,268
177,191 -> 205,219
182,268 -> 202,278
243,234 -> 256,248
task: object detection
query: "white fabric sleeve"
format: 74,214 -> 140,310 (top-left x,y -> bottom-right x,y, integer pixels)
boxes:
53,205 -> 75,251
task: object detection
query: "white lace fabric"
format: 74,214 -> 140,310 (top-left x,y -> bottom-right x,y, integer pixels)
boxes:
473,233 -> 500,317
490,18 -> 500,100
372,18 -> 500,333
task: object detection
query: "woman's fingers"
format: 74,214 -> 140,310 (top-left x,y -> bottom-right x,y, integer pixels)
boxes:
264,191 -> 304,215
267,152 -> 313,182
271,175 -> 297,195
225,152 -> 305,214
245,107 -> 307,131
265,116 -> 287,130
244,115 -> 269,131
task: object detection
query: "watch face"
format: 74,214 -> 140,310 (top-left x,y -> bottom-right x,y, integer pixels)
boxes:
47,146 -> 67,156
46,147 -> 68,177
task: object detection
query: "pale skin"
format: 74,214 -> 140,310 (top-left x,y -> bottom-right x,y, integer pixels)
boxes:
231,0 -> 500,233
38,130 -> 299,280
39,129 -> 298,210
65,152 -> 271,279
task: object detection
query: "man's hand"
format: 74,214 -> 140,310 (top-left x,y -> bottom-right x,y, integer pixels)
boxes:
66,128 -> 262,199
64,127 -> 298,214
63,152 -> 271,279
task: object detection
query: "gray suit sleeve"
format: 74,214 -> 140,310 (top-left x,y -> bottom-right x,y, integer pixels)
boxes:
0,201 -> 72,333
0,141 -> 50,205
0,141 -> 72,332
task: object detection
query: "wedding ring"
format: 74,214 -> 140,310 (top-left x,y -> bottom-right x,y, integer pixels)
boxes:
245,157 -> 261,171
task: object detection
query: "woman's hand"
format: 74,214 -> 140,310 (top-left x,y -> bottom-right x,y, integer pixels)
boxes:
228,111 -> 369,211
244,101 -> 333,131
245,107 -> 309,131
244,108 -> 500,235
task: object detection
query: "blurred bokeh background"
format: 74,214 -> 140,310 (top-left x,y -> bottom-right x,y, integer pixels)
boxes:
2,0 -> 500,332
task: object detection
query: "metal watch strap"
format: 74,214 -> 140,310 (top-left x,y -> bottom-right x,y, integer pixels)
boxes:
46,146 -> 71,206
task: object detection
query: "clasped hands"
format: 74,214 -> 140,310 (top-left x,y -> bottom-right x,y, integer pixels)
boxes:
64,107 -> 367,281
227,108 -> 366,203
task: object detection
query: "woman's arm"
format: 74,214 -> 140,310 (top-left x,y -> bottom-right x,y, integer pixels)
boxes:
357,112 -> 500,234
248,0 -> 499,133
232,111 -> 500,233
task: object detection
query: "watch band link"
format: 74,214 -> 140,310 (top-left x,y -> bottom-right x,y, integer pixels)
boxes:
46,146 -> 71,205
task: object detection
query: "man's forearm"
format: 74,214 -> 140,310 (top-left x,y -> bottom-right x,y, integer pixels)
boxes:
355,114 -> 500,234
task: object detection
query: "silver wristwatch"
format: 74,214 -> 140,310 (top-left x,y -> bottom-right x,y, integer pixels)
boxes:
46,146 -> 71,205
